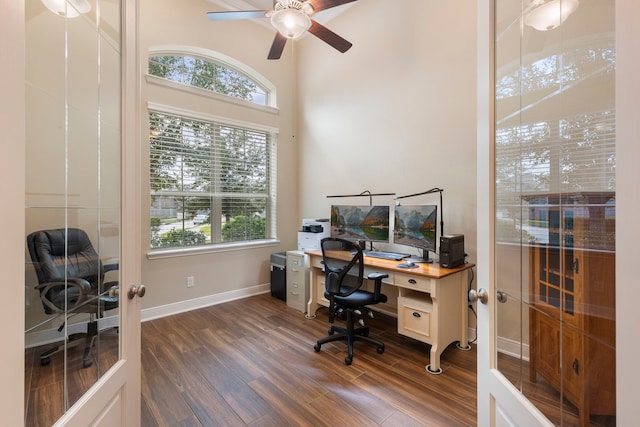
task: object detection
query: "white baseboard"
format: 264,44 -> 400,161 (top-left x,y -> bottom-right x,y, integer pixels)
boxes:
141,283 -> 271,322
497,333 -> 530,361
27,287 -> 530,366
25,284 -> 270,348
466,327 -> 530,361
25,316 -> 119,349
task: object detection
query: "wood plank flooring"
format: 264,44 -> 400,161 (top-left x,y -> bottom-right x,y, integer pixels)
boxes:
24,330 -> 119,426
25,292 -> 617,426
140,293 -> 478,427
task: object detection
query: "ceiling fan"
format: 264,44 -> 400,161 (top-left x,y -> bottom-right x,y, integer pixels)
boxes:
207,0 -> 357,60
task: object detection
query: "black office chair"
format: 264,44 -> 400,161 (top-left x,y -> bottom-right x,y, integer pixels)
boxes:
313,237 -> 389,365
27,228 -> 119,368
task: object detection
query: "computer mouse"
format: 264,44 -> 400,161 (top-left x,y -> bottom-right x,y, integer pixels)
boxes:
398,260 -> 417,268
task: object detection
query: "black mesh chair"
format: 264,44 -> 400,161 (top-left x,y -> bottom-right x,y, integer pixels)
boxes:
313,237 -> 389,365
27,228 -> 119,368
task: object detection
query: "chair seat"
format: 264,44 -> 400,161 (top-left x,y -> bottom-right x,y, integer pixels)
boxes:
324,289 -> 388,307
315,237 -> 389,365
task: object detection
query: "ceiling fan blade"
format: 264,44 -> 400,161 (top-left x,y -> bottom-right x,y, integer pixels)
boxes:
267,32 -> 288,60
207,10 -> 269,21
309,0 -> 357,14
308,20 -> 352,53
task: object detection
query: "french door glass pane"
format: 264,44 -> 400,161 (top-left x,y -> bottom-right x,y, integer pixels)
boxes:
494,0 -> 615,425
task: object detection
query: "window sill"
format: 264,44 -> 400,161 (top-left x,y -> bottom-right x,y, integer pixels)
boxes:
147,239 -> 280,260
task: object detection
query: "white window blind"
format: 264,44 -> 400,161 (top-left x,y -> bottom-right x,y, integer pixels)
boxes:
149,109 -> 276,250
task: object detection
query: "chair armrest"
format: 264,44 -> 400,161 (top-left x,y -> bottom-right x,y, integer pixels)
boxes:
104,262 -> 119,273
367,272 -> 389,302
36,278 -> 92,314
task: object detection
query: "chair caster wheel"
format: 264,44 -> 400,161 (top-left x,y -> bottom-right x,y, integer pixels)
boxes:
313,343 -> 321,352
83,359 -> 93,368
40,357 -> 51,366
328,329 -> 334,335
345,356 -> 352,365
377,345 -> 384,354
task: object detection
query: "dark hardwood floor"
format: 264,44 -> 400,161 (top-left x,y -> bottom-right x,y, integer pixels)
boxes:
141,293 -> 478,427
25,292 -> 617,426
25,329 -> 119,426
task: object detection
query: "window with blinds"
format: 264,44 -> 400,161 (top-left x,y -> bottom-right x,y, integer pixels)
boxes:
149,110 -> 277,250
495,39 -> 616,245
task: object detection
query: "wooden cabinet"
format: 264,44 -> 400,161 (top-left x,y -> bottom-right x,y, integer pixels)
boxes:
524,192 -> 615,426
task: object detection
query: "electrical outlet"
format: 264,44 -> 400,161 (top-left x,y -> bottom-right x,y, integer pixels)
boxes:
187,276 -> 195,288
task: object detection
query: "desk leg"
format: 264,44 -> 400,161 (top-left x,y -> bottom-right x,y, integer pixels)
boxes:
457,269 -> 471,351
426,344 -> 443,374
425,269 -> 471,374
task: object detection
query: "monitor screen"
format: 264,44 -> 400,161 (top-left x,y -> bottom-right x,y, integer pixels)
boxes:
330,205 -> 390,243
393,204 -> 437,254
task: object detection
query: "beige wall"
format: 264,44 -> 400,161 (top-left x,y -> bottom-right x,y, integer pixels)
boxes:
137,0 -> 479,315
296,1 -> 478,261
24,0 -> 480,332
139,0 -> 299,312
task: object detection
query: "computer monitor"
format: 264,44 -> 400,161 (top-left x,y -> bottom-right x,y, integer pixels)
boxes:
330,205 -> 390,243
393,204 -> 437,262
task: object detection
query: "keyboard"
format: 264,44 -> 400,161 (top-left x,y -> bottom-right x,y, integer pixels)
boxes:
363,250 -> 410,261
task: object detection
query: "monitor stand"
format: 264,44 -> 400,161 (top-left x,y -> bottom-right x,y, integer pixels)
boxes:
407,249 -> 433,264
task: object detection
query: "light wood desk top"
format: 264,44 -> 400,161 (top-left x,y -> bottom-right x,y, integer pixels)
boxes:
304,249 -> 475,278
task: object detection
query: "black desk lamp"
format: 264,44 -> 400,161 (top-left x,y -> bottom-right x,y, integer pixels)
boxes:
326,190 -> 396,206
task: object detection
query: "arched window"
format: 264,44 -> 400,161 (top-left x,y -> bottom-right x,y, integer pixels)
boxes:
146,47 -> 278,255
147,47 -> 276,108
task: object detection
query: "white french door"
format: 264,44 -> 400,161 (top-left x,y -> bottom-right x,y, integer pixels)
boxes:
53,1 -> 142,424
476,0 -> 638,426
476,3 -> 554,423
1,0 -> 142,425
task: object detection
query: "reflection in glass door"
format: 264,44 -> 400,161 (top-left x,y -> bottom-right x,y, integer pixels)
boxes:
494,0 -> 615,425
24,0 -> 121,424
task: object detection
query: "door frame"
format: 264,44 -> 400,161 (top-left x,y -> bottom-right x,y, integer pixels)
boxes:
1,0 -> 26,425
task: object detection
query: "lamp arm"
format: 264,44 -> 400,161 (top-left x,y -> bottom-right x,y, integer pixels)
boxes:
326,191 -> 396,206
394,187 -> 443,200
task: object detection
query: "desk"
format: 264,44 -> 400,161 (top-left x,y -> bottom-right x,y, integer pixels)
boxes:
305,249 -> 475,374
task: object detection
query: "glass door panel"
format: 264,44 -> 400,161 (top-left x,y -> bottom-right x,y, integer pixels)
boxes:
25,0 -> 121,424
494,0 -> 615,425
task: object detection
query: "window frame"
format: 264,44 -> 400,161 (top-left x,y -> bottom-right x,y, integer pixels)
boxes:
145,47 -> 280,258
147,103 -> 279,258
146,45 -> 279,113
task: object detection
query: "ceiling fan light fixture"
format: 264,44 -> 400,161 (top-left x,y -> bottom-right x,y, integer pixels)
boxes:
41,0 -> 91,18
270,8 -> 312,39
525,0 -> 579,31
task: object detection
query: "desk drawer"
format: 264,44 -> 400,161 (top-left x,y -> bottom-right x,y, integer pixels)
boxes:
398,295 -> 433,343
287,280 -> 307,312
394,272 -> 433,292
309,255 -> 324,269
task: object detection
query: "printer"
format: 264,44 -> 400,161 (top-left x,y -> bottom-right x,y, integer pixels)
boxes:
297,218 -> 330,251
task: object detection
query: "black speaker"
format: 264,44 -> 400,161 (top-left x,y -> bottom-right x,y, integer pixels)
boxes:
440,234 -> 465,268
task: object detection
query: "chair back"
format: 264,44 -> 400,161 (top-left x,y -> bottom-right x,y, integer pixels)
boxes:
320,237 -> 364,298
27,228 -> 104,285
27,228 -> 105,314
